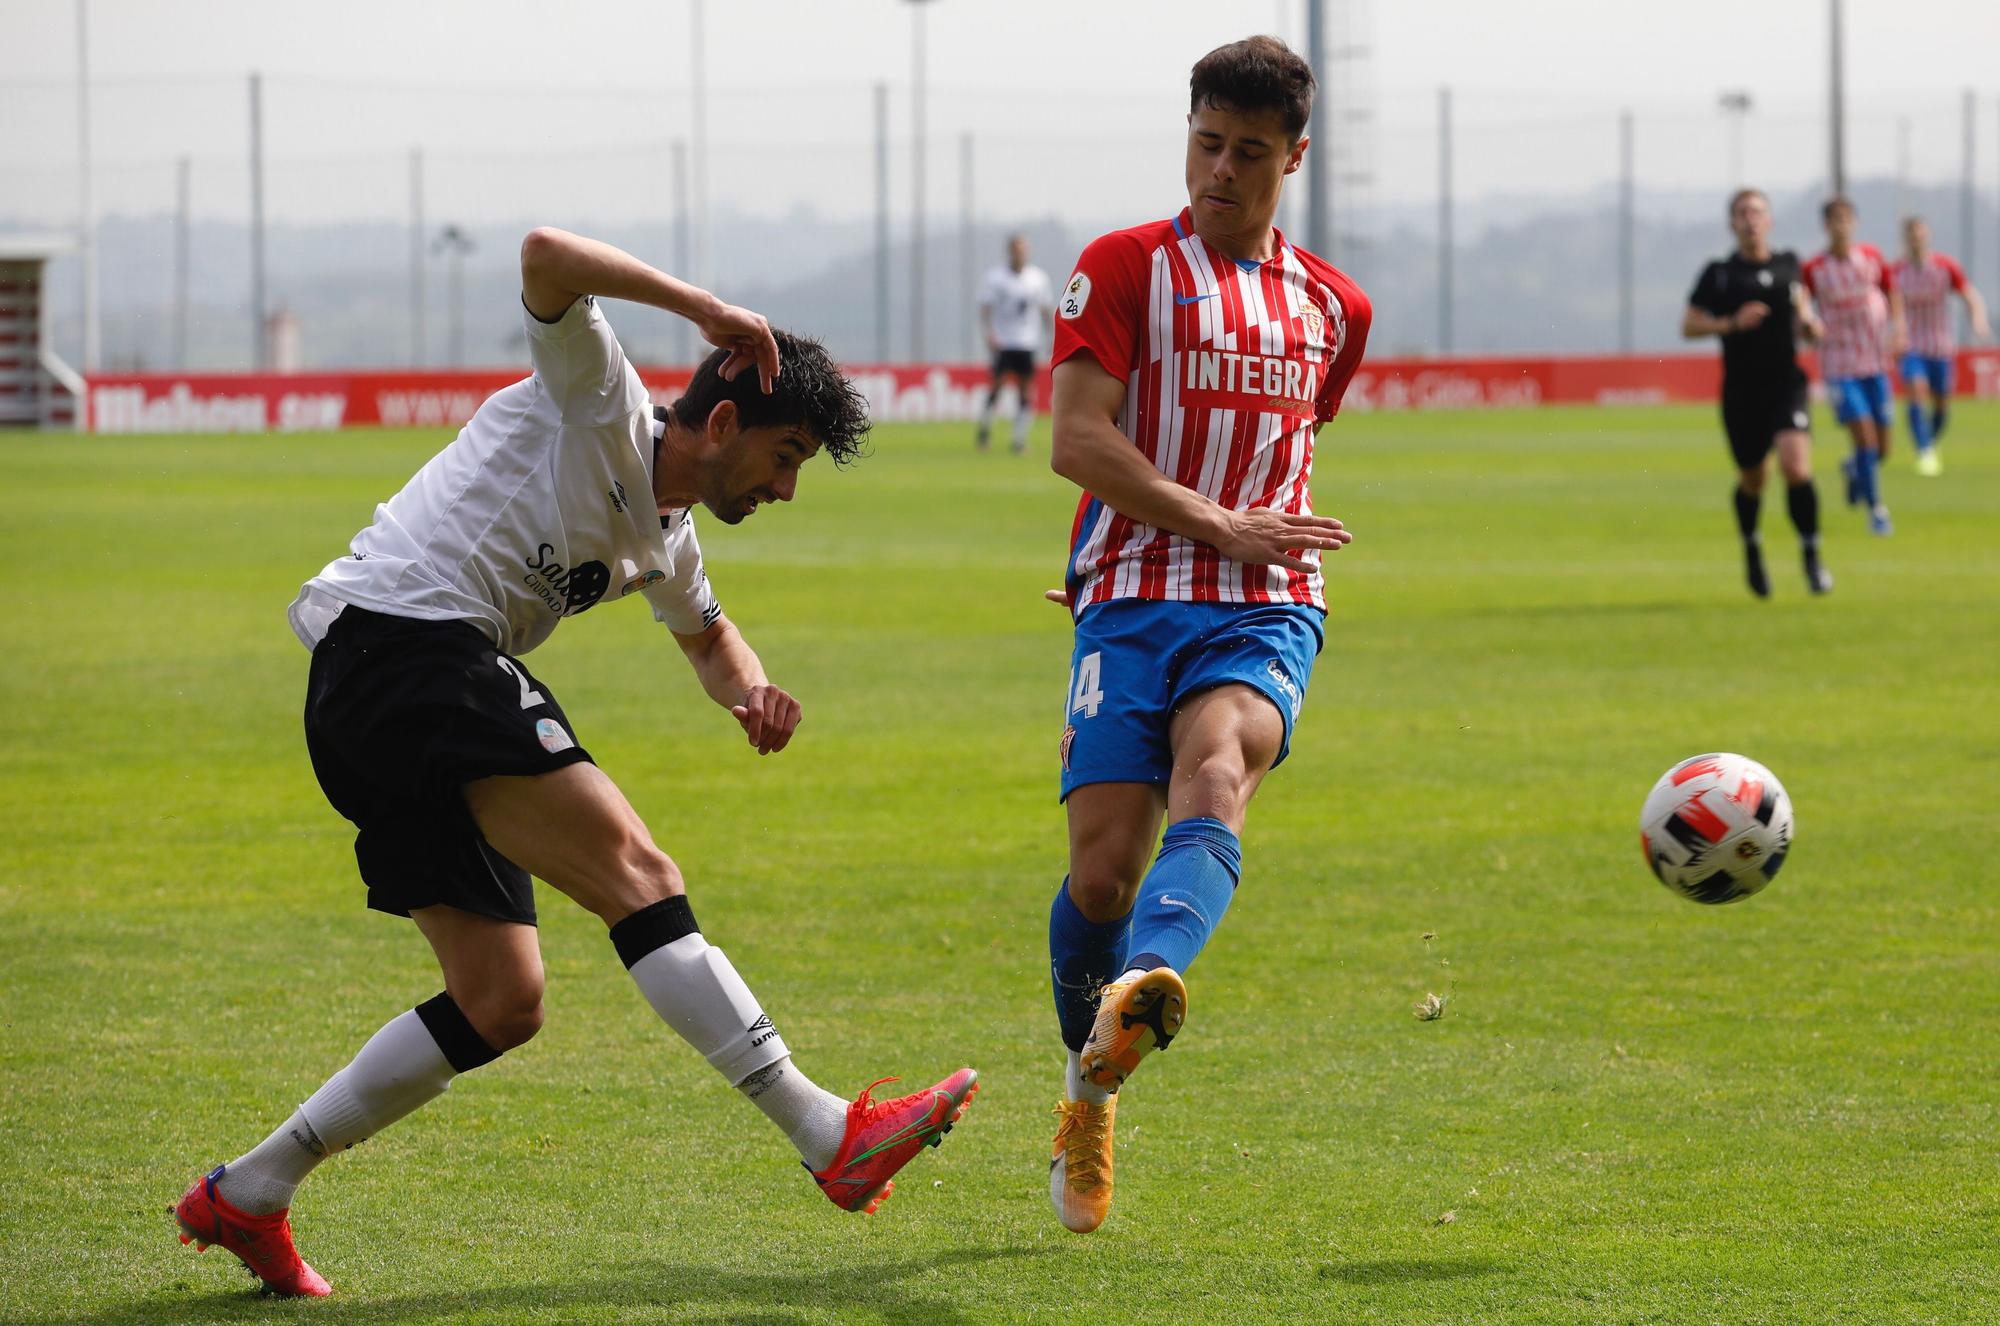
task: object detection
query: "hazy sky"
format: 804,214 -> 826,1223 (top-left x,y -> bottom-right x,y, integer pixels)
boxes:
4,0 -> 1993,103
2,0 -> 1993,225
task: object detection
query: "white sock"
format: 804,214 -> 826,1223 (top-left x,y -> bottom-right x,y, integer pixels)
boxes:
218,1009 -> 456,1215
1115,965 -> 1149,985
627,932 -> 846,1162
739,1059 -> 849,1170
1011,402 -> 1032,450
214,1110 -> 325,1215
1066,1049 -> 1114,1106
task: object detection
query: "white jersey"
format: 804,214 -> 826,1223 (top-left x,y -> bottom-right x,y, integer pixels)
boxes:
980,264 -> 1053,352
289,296 -> 721,656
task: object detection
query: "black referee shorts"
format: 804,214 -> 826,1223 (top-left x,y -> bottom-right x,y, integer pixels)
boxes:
303,606 -> 594,925
1721,371 -> 1812,471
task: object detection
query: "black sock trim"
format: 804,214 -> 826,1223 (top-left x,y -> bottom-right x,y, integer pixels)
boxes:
414,992 -> 502,1074
1128,951 -> 1170,974
609,894 -> 700,969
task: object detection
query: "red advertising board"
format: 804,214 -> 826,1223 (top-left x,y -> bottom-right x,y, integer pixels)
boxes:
79,350 -> 2000,434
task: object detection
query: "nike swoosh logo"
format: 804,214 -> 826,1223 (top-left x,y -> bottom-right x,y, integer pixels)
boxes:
1159,895 -> 1202,915
1174,292 -> 1216,305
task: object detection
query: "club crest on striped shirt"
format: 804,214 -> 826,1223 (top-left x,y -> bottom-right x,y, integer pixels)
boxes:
1301,301 -> 1326,350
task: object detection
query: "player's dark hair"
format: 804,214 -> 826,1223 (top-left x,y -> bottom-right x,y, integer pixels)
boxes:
1189,35 -> 1316,139
1727,188 -> 1767,215
1823,196 -> 1855,221
672,329 -> 870,467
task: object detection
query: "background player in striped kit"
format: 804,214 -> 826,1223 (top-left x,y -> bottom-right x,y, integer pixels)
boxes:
1802,197 -> 1906,536
1892,215 -> 1989,477
1683,189 -> 1832,598
1039,36 -> 1370,1235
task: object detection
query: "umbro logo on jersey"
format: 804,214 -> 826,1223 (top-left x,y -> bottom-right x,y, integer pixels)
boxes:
1174,291 -> 1217,306
747,1014 -> 780,1048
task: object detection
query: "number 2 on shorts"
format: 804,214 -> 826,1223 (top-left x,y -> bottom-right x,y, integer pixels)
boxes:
1069,650 -> 1104,719
495,656 -> 547,710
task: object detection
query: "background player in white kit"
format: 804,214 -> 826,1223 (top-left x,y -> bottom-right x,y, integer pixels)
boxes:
172,227 -> 977,1298
975,233 -> 1054,454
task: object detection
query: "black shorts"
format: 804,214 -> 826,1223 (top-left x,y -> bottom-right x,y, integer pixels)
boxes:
1721,372 -> 1811,470
303,606 -> 594,925
992,348 -> 1036,378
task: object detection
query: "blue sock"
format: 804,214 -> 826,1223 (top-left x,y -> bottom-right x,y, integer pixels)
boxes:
1853,445 -> 1882,508
1907,402 -> 1935,455
1125,817 -> 1242,977
1049,879 -> 1131,1053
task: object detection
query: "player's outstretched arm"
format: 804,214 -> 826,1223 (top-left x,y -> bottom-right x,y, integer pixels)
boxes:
1049,357 -> 1350,574
1963,283 -> 1992,341
671,615 -> 801,755
519,227 -> 779,391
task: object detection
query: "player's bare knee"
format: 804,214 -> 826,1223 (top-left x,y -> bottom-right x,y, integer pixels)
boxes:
612,838 -> 685,913
461,981 -> 545,1051
1067,867 -> 1140,923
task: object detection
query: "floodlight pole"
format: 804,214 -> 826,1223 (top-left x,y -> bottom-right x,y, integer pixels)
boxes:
249,71 -> 267,370
173,155 -> 190,369
908,0 -> 933,362
75,0 -> 99,373
1619,109 -> 1635,354
1961,88 -> 1977,284
690,0 -> 710,289
1305,0 -> 1329,259
1438,85 -> 1453,355
1828,0 -> 1846,197
410,148 -> 425,367
672,138 -> 692,365
874,82 -> 890,363
1718,90 -> 1752,190
960,131 -> 974,361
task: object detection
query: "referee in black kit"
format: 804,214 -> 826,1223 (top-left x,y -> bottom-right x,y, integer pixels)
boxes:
1683,188 -> 1833,597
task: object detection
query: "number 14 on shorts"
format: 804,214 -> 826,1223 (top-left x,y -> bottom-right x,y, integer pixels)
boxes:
1069,651 -> 1104,719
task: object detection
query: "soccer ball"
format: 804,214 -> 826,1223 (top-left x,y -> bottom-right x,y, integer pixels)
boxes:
1638,753 -> 1792,904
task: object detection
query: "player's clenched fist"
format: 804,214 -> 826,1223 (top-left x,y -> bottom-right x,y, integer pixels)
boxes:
731,683 -> 802,755
1215,507 -> 1354,574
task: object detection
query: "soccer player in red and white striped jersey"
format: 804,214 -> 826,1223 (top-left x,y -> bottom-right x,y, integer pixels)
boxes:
1039,36 -> 1371,1236
1803,197 -> 1906,535
1892,215 -> 1990,475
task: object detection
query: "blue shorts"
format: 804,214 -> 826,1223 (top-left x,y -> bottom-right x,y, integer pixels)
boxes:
1898,353 -> 1953,399
1058,599 -> 1324,800
1828,374 -> 1893,426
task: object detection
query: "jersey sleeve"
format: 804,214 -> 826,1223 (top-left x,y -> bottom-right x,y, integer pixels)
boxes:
1051,232 -> 1148,380
523,295 -> 648,427
1316,280 -> 1373,424
1871,248 -> 1894,296
1688,262 -> 1728,314
1799,258 -> 1819,296
1943,255 -> 1969,291
642,510 -> 724,636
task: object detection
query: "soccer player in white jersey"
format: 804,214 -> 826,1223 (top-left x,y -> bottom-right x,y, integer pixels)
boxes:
976,233 -> 1055,453
172,228 -> 977,1297
1040,36 -> 1370,1234
1892,215 -> 1989,476
1802,197 -> 1906,536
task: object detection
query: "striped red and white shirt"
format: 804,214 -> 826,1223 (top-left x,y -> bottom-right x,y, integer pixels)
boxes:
1802,244 -> 1894,380
1891,252 -> 1968,359
1052,208 -> 1371,614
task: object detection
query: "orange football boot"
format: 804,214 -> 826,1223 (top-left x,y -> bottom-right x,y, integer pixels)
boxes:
173,1165 -> 331,1298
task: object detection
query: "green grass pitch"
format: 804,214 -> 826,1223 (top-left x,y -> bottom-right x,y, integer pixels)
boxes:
2,404 -> 1996,1324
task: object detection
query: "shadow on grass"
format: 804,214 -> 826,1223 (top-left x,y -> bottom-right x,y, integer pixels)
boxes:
65,1244 -> 1049,1326
1319,1256 -> 1510,1285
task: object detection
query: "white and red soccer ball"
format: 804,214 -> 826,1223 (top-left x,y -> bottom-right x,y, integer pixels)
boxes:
1639,753 -> 1793,904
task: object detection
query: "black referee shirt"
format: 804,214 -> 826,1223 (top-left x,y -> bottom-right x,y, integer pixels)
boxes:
1688,250 -> 1804,384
